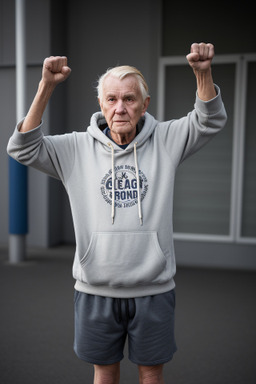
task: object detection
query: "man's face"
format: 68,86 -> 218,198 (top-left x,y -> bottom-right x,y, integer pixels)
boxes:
99,75 -> 150,145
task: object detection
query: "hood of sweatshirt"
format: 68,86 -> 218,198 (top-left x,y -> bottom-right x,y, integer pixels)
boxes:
87,111 -> 158,151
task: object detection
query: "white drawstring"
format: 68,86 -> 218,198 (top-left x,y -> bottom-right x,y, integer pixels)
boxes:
134,142 -> 143,225
108,142 -> 115,224
107,141 -> 143,225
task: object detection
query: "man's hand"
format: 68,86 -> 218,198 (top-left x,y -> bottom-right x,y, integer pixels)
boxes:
186,42 -> 216,101
19,56 -> 71,132
42,56 -> 71,86
186,43 -> 214,73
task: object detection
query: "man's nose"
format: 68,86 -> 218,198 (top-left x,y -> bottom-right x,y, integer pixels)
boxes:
115,99 -> 126,114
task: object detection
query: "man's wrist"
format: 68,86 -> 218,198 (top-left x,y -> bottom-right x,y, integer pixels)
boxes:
195,68 -> 216,101
38,78 -> 56,96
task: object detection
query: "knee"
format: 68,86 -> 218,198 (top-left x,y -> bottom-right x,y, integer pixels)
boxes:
94,376 -> 118,384
94,363 -> 120,384
138,365 -> 164,384
94,372 -> 119,384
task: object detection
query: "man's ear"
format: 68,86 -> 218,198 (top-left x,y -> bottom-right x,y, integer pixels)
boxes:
98,98 -> 102,110
141,96 -> 150,116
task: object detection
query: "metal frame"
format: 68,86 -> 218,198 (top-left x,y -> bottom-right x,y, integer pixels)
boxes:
157,53 -> 256,244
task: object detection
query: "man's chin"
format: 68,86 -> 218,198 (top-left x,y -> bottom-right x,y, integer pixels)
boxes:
112,122 -> 133,131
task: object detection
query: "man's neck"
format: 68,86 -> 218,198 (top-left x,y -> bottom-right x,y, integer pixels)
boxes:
104,127 -> 130,149
106,127 -> 138,147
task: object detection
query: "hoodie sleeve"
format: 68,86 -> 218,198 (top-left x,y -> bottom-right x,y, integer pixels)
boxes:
159,85 -> 227,167
7,121 -> 76,183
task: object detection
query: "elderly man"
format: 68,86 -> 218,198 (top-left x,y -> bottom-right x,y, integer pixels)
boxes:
7,43 -> 227,384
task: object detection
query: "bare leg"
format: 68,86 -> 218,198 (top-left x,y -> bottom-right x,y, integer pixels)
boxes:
138,364 -> 164,384
93,362 -> 120,384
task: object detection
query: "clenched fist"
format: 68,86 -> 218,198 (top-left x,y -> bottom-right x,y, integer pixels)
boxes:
42,56 -> 71,85
18,56 -> 72,132
186,43 -> 214,73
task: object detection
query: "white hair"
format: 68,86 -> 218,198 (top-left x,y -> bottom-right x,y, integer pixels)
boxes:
97,65 -> 149,101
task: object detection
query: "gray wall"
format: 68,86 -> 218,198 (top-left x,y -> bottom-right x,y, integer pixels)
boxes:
62,0 -> 161,243
1,0 -> 51,247
1,0 -> 256,270
0,0 -> 161,247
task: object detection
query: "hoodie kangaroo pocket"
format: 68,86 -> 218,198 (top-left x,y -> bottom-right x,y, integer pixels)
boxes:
80,231 -> 167,288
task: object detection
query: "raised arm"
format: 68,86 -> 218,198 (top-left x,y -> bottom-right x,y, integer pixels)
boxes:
186,42 -> 216,101
19,56 -> 71,133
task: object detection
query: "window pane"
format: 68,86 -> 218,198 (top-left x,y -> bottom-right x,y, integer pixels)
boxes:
241,62 -> 256,237
164,64 -> 235,235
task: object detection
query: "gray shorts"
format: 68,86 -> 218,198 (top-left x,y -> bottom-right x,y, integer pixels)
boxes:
73,290 -> 177,366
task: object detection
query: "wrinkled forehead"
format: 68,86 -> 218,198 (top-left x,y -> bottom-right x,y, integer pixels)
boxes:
102,74 -> 142,97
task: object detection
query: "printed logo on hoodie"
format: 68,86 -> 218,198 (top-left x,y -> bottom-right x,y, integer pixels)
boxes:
100,164 -> 148,208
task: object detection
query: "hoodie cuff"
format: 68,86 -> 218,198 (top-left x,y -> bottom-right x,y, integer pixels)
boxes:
195,84 -> 223,115
11,119 -> 44,145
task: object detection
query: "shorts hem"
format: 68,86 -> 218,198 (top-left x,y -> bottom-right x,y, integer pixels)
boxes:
74,349 -> 124,365
129,350 -> 177,366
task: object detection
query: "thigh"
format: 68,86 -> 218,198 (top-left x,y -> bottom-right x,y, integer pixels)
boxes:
74,291 -> 126,365
128,290 -> 177,366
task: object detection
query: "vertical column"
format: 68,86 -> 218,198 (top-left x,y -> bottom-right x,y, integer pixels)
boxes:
9,0 -> 28,263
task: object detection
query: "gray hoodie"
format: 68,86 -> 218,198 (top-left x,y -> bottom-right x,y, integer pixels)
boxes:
7,86 -> 227,298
